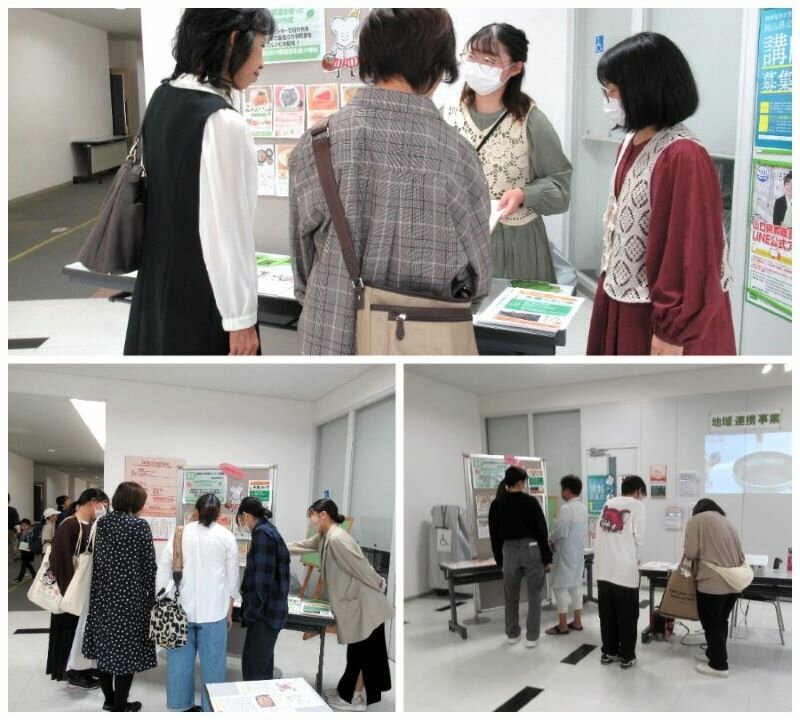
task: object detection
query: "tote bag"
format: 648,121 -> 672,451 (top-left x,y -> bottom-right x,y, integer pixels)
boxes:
150,526 -> 188,649
658,557 -> 699,621
60,521 -> 98,617
27,544 -> 64,614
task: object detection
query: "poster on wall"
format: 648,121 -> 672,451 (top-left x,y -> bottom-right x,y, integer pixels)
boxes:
226,476 -> 249,511
306,83 -> 340,126
475,494 -> 493,517
124,456 -> 182,519
249,479 -> 273,510
183,468 -> 227,505
243,86 -> 274,138
264,8 -> 325,65
275,145 -> 294,197
710,409 -> 782,432
664,506 -> 685,531
649,464 -> 667,499
587,474 -> 616,515
470,457 -> 505,490
340,83 -> 364,106
678,471 -> 700,497
274,85 -> 307,138
322,9 -> 363,79
754,8 -> 792,153
143,517 -> 176,542
255,145 -> 276,197
746,160 -> 792,321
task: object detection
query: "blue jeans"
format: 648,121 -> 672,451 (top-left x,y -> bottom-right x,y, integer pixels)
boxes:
167,618 -> 228,712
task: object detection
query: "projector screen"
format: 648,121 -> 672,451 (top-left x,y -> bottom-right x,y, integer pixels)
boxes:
704,432 -> 792,494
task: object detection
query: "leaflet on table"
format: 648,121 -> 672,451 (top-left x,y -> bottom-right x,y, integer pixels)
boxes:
307,83 -> 340,126
275,144 -> 293,197
274,85 -> 306,138
243,86 -> 274,138
288,595 -> 334,619
256,253 -> 295,299
255,145 -> 276,197
475,287 -> 584,336
207,678 -> 328,712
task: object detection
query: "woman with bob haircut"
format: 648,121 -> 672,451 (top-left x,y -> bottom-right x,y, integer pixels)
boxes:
587,32 -> 736,356
288,499 -> 394,711
125,9 -> 275,357
289,8 -> 493,355
83,482 -> 156,712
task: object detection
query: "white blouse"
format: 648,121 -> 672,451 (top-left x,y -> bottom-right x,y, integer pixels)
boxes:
168,74 -> 258,332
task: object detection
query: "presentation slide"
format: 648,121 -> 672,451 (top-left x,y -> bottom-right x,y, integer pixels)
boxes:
704,432 -> 792,494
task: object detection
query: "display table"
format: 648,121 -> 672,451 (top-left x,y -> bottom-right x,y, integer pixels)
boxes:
204,677 -> 331,712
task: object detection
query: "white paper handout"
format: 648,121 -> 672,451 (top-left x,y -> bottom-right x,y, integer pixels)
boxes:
489,199 -> 504,234
475,287 -> 584,336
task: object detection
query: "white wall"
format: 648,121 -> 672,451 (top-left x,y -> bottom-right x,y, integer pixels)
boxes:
8,9 -> 113,199
8,453 -> 35,523
312,366 -> 395,425
33,465 -> 70,516
141,6 -> 182,101
404,373 -> 482,598
108,39 -> 146,132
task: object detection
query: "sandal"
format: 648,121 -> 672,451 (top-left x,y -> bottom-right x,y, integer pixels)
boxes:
568,622 -> 584,631
545,625 -> 570,636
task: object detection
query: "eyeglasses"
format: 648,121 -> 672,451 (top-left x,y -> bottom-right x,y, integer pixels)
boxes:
460,52 -> 509,70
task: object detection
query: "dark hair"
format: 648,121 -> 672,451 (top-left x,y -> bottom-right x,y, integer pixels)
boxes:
196,493 -> 221,527
693,498 -> 726,517
597,32 -> 699,131
236,496 -> 269,528
461,23 -> 532,122
56,495 -> 69,510
785,171 -> 792,184
111,482 -> 147,515
169,9 -> 275,92
621,475 -> 647,497
76,488 -> 110,508
20,518 -> 31,526
359,9 -> 459,95
560,474 -> 583,497
496,466 -> 528,500
308,499 -> 346,525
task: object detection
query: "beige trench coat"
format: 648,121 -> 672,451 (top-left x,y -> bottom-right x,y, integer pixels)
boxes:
288,524 -> 394,645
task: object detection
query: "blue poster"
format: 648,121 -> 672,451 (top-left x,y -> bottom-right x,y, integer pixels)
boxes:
754,8 -> 792,152
587,474 -> 616,516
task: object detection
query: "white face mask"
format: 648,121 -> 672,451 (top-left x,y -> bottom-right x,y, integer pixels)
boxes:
94,505 -> 107,520
603,97 -> 626,127
463,60 -> 508,97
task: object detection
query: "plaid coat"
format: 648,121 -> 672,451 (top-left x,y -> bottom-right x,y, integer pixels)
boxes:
289,86 -> 493,355
240,520 -> 290,630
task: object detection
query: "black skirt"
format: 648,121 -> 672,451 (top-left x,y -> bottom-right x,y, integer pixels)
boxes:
337,623 -> 391,705
46,611 -> 79,681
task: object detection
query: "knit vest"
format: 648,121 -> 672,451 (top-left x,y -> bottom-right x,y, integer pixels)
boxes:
601,124 -> 733,303
444,103 -> 538,227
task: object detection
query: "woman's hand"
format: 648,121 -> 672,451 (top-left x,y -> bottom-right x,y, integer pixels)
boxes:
229,326 -> 260,356
651,335 -> 684,356
227,609 -> 234,631
498,188 -> 525,219
545,564 -> 553,573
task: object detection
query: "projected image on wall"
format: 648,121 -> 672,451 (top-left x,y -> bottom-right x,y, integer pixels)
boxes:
705,432 -> 792,494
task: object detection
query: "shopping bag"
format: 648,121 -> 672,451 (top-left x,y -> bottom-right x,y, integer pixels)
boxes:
27,544 -> 64,614
60,522 -> 97,617
67,610 -> 96,672
658,558 -> 699,621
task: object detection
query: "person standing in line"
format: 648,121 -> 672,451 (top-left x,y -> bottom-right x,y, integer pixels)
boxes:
8,494 -> 20,563
40,508 -> 59,550
158,494 -> 241,711
236,497 -> 291,682
83,482 -> 157,712
46,489 -> 109,690
594,475 -> 647,669
488,466 -> 553,649
288,499 -> 393,712
683,499 -> 749,679
546,475 -> 589,636
56,495 -> 73,526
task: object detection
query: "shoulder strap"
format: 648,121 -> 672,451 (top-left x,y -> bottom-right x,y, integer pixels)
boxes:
73,516 -> 83,557
310,119 -> 364,301
475,110 -> 511,155
172,525 -> 185,587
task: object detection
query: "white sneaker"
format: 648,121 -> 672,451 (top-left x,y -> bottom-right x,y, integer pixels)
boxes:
323,689 -> 340,702
526,639 -> 539,649
507,636 -> 521,645
327,692 -> 367,712
695,652 -> 709,663
695,663 -> 729,678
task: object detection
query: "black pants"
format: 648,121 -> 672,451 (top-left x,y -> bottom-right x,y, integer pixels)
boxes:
100,672 -> 134,711
16,551 -> 36,580
598,580 -> 640,662
242,620 -> 280,681
338,624 -> 391,706
47,612 -> 80,681
697,591 -> 738,671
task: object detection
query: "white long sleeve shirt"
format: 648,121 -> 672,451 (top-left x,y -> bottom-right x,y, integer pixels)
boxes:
157,521 -> 241,624
594,495 -> 646,589
169,74 -> 258,332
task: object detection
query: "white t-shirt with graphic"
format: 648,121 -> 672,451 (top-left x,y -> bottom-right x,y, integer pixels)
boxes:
594,495 -> 646,588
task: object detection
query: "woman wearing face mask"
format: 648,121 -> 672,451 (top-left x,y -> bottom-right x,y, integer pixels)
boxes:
125,9 -> 275,357
46,489 -> 109,690
236,498 -> 290,682
82,483 -> 157,712
587,33 -> 736,356
288,500 -> 393,712
444,23 -> 573,284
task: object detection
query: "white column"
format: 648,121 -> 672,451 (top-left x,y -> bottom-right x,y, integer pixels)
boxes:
141,6 -> 183,102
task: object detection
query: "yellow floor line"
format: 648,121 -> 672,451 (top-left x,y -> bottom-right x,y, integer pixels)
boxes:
8,216 -> 98,263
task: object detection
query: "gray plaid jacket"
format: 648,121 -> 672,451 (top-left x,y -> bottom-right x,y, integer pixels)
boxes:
289,87 -> 493,355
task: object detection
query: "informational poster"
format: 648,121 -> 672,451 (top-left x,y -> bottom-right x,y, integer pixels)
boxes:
587,474 -> 616,516
746,161 -> 792,320
475,495 -> 493,517
306,83 -> 340,126
477,517 -> 490,540
470,457 -> 506,490
255,145 -> 276,197
182,468 -> 227,505
275,144 -> 293,197
664,506 -> 685,531
710,409 -> 782,432
650,464 -> 667,499
143,517 -> 176,542
754,8 -> 792,152
243,86 -> 274,138
249,479 -> 273,510
274,85 -> 307,138
124,456 -> 183,519
207,678 -> 329,713
264,8 -> 325,65
678,471 -> 700,497
226,476 -> 249,510
475,287 -> 585,336
340,83 -> 364,106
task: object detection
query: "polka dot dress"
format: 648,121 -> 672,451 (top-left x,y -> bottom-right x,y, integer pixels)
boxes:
82,512 -> 158,674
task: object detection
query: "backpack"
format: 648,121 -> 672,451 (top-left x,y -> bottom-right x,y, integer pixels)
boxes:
29,523 -> 44,555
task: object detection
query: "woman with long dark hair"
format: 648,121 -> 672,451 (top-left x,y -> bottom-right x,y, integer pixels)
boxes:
288,499 -> 393,711
444,23 -> 572,283
157,494 -> 240,711
125,9 -> 275,356
587,33 -> 736,356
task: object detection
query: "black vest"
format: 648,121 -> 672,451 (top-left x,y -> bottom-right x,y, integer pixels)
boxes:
124,83 -> 234,356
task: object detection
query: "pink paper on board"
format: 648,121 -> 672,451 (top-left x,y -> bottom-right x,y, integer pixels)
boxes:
220,463 -> 247,480
504,455 -> 519,467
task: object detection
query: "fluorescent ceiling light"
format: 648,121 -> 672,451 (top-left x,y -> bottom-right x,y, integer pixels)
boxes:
70,399 -> 107,451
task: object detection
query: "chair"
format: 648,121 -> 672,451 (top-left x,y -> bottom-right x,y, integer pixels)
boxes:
729,555 -> 786,646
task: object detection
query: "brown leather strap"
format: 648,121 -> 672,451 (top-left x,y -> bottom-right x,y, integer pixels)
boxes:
311,119 -> 364,295
172,525 -> 184,572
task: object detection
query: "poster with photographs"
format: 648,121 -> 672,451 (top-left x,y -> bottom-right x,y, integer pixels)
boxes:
306,83 -> 340,126
243,86 -> 274,138
275,145 -> 293,197
650,464 -> 667,499
340,83 -> 364,107
255,145 -> 276,197
274,85 -> 306,138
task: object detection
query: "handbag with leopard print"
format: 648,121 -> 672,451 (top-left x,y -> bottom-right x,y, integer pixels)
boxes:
150,526 -> 188,649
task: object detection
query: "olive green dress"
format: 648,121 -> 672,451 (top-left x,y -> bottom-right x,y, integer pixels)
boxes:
467,106 -> 572,283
